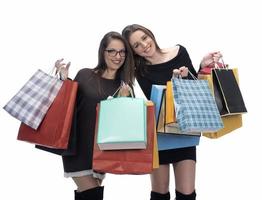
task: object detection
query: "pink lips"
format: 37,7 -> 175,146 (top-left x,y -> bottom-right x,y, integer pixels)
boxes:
144,45 -> 151,53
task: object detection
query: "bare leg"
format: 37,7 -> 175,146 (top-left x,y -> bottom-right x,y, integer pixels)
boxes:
150,164 -> 170,194
73,175 -> 102,192
173,160 -> 196,194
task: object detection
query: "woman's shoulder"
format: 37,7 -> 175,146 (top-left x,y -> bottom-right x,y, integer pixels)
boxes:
160,45 -> 186,62
162,44 -> 188,56
74,68 -> 94,81
174,44 -> 191,58
175,44 -> 187,53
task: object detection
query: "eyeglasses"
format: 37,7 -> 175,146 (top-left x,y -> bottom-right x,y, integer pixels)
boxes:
105,49 -> 126,57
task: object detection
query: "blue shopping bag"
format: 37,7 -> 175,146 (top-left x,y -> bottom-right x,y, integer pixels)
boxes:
172,77 -> 224,133
97,97 -> 147,150
150,85 -> 200,150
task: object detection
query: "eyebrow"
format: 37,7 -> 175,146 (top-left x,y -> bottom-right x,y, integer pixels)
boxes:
106,48 -> 125,51
132,34 -> 147,48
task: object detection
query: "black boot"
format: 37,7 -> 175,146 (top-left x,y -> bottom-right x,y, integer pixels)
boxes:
150,191 -> 170,200
175,190 -> 196,200
74,190 -> 82,200
75,186 -> 104,200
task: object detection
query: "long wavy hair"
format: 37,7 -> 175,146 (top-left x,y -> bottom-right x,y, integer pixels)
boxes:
122,24 -> 162,76
93,31 -> 135,86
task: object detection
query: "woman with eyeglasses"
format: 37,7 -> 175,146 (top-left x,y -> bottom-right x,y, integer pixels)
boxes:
122,24 -> 222,200
55,31 -> 135,200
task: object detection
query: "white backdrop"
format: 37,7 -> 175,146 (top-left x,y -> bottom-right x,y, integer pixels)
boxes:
0,0 -> 261,199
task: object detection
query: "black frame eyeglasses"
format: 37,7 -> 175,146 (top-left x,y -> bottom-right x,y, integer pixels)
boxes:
105,49 -> 126,57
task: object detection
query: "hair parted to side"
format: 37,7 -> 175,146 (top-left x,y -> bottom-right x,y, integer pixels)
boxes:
94,31 -> 135,86
122,24 -> 161,76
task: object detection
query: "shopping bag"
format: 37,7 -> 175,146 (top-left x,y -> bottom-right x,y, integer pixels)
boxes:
172,77 -> 223,133
165,81 -> 176,123
17,80 -> 78,149
152,120 -> 159,169
199,62 -> 224,74
202,115 -> 242,138
158,91 -> 201,136
150,85 -> 200,150
93,102 -> 158,174
212,68 -> 247,116
157,134 -> 200,150
198,68 -> 243,138
34,104 -> 78,156
3,69 -> 63,129
97,97 -> 147,150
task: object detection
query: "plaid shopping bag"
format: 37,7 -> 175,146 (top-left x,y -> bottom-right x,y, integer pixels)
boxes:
3,69 -> 63,129
17,80 -> 78,149
172,78 -> 223,133
150,85 -> 200,150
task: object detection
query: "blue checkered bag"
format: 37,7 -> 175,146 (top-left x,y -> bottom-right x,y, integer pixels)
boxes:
172,77 -> 223,133
3,69 -> 63,130
150,84 -> 200,150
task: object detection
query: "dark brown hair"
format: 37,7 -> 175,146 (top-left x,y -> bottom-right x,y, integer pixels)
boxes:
93,31 -> 135,86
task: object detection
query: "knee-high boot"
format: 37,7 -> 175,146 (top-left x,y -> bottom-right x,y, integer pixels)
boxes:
150,191 -> 170,200
74,186 -> 104,200
175,190 -> 196,200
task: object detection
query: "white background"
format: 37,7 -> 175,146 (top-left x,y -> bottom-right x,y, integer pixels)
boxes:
0,0 -> 261,199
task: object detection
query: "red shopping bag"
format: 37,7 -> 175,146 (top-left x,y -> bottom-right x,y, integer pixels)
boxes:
199,62 -> 224,75
92,102 -> 158,174
17,80 -> 78,149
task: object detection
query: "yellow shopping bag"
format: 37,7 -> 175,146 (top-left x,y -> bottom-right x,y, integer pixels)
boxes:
165,81 -> 176,123
152,115 -> 159,169
198,68 -> 242,138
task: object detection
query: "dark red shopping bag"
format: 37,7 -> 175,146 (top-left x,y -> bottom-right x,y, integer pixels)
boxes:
92,102 -> 159,174
17,80 -> 78,149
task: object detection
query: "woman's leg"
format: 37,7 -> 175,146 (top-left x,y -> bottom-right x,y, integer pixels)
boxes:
73,175 -> 101,192
73,175 -> 104,200
173,160 -> 196,200
150,164 -> 171,200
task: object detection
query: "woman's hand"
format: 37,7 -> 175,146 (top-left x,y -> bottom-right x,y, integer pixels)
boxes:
200,51 -> 223,68
118,82 -> 132,97
173,66 -> 189,78
54,58 -> 70,80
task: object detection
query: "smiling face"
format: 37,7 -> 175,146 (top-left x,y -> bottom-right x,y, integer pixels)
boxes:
128,30 -> 157,58
104,39 -> 126,71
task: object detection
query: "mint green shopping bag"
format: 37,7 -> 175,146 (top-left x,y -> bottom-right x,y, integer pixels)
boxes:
97,97 -> 147,150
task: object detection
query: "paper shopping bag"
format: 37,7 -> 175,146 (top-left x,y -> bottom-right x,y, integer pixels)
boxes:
159,91 -> 201,136
212,68 -> 247,116
17,80 -> 78,149
165,81 -> 176,123
93,102 -> 158,174
150,85 -> 200,150
152,120 -> 159,169
172,78 -> 223,133
97,97 -> 147,150
198,68 -> 243,138
3,69 -> 63,129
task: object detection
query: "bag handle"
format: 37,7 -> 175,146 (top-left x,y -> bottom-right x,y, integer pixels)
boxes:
172,70 -> 198,80
47,66 -> 60,77
214,58 -> 229,69
107,82 -> 134,99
